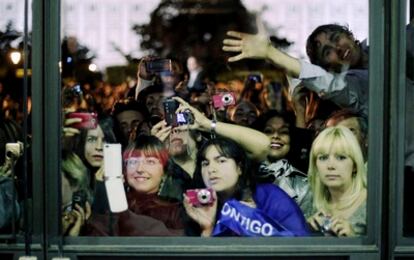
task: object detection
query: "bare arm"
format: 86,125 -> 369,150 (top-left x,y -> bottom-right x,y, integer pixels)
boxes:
173,97 -> 270,162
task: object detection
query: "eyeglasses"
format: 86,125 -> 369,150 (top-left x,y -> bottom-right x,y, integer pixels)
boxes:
125,157 -> 161,168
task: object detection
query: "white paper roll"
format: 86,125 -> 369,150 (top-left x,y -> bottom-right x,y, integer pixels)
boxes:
104,144 -> 128,213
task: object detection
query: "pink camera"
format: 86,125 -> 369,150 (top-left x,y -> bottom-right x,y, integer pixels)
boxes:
212,92 -> 236,109
185,188 -> 215,207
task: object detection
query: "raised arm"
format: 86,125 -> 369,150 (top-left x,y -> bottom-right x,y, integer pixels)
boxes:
223,31 -> 369,117
222,31 -> 301,78
173,97 -> 270,162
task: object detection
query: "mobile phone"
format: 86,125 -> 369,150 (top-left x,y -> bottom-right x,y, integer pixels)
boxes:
146,59 -> 172,73
71,190 -> 87,209
103,143 -> 128,213
163,99 -> 179,126
67,112 -> 98,129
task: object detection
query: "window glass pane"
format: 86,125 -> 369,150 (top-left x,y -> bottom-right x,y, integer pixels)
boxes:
404,0 -> 414,237
0,1 -> 32,238
60,0 -> 369,239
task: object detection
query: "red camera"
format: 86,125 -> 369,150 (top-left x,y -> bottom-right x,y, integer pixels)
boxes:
67,112 -> 98,129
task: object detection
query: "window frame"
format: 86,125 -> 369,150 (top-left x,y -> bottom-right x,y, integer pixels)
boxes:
389,0 -> 414,258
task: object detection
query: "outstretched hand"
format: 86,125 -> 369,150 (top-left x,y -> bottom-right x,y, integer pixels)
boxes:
222,31 -> 271,62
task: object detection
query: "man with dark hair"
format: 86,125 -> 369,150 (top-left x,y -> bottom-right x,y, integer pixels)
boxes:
223,24 -> 369,117
111,98 -> 149,147
305,24 -> 368,72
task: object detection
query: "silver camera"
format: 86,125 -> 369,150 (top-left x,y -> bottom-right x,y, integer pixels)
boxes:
320,216 -> 334,236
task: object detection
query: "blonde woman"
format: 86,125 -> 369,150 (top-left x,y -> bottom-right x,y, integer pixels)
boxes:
307,126 -> 367,236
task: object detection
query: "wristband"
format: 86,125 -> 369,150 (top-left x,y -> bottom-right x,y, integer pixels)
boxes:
210,120 -> 217,137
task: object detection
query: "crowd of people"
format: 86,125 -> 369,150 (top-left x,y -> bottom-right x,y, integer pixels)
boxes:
53,23 -> 375,238
11,17 -> 414,237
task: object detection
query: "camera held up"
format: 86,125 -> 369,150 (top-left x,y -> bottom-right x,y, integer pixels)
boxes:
212,92 -> 236,109
186,188 -> 215,207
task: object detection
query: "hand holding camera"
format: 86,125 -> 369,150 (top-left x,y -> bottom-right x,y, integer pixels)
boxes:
308,211 -> 355,237
0,142 -> 24,177
163,98 -> 194,127
138,56 -> 172,80
66,112 -> 98,130
307,211 -> 334,236
183,188 -> 217,236
5,142 -> 24,161
138,56 -> 156,80
62,195 -> 91,236
172,96 -> 212,132
319,215 -> 335,236
63,107 -> 98,137
185,188 -> 215,207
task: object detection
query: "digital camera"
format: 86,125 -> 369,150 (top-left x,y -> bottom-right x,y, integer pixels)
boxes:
185,188 -> 215,207
212,92 -> 236,109
72,190 -> 87,209
146,59 -> 172,73
319,216 -> 335,236
67,112 -> 98,129
175,112 -> 194,126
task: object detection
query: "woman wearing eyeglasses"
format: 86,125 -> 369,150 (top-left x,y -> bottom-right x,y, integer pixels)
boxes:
86,135 -> 186,236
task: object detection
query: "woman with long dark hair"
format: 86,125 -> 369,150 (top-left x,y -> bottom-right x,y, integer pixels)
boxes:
184,137 -> 309,237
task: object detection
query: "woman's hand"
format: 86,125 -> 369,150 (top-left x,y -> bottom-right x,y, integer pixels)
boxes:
173,96 -> 211,131
183,192 -> 218,237
222,31 -> 272,62
138,56 -> 156,80
63,108 -> 81,137
330,217 -> 355,237
62,202 -> 92,237
307,211 -> 329,232
150,120 -> 172,143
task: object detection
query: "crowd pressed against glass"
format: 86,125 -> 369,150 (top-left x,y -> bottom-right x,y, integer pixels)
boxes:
52,22 -> 377,238
3,19 -> 389,237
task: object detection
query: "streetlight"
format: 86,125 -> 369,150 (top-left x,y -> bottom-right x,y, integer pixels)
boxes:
10,50 -> 22,65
